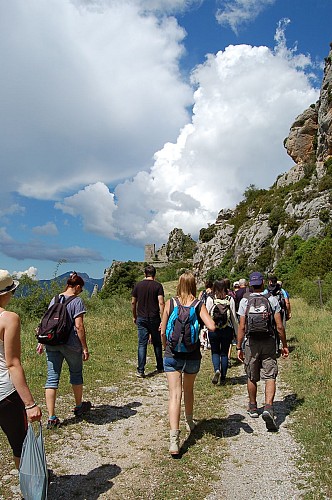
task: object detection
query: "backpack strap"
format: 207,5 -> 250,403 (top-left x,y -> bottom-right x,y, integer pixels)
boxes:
174,297 -> 181,308
58,294 -> 77,306
58,295 -> 77,328
170,297 -> 201,322
173,297 -> 199,309
168,297 -> 178,316
64,295 -> 77,306
244,293 -> 272,311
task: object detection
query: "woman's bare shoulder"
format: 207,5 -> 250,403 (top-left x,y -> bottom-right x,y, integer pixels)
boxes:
1,310 -> 20,324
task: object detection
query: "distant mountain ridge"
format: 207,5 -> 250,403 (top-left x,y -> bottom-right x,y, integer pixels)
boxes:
39,272 -> 104,295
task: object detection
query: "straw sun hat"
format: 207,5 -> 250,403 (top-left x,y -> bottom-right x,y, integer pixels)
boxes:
0,270 -> 19,295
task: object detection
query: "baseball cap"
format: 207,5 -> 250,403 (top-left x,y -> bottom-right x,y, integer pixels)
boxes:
249,272 -> 264,286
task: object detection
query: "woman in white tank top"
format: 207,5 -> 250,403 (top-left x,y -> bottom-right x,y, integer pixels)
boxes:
0,270 -> 42,468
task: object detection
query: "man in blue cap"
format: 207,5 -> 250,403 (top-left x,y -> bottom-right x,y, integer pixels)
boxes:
236,272 -> 289,431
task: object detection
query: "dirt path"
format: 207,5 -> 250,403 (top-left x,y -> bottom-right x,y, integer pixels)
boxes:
46,371 -> 170,499
207,360 -> 312,499
5,355 -> 312,499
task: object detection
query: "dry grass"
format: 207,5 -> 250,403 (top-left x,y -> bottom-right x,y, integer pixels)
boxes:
282,298 -> 332,497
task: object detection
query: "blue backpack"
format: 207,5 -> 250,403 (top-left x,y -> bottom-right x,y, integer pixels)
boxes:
166,297 -> 201,353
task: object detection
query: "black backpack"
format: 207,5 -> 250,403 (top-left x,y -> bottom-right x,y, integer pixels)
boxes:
36,295 -> 76,346
165,298 -> 201,353
268,285 -> 287,320
244,293 -> 276,337
200,290 -> 213,305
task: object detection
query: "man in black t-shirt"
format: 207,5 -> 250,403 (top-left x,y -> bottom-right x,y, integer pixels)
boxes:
131,265 -> 165,377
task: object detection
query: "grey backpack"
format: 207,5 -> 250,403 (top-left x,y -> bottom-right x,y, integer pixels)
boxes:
245,293 -> 275,337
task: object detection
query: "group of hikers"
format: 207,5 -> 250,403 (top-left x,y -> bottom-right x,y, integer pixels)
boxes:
131,265 -> 291,455
0,263 -> 291,473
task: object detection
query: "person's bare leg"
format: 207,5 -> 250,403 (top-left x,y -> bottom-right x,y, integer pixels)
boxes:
72,384 -> 83,407
45,388 -> 57,417
166,371 -> 182,429
247,379 -> 257,404
264,379 -> 276,406
183,373 -> 197,417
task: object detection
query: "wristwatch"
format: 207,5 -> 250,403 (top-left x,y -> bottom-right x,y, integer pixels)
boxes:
236,346 -> 242,351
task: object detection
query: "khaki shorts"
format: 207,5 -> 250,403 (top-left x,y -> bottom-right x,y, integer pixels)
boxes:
244,336 -> 278,382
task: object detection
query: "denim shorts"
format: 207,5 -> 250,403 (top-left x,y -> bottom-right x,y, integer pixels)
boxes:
163,356 -> 201,374
45,344 -> 83,388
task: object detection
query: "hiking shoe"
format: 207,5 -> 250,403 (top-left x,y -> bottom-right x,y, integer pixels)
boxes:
212,370 -> 220,384
136,371 -> 145,378
247,403 -> 259,418
262,407 -> 279,431
47,417 -> 61,429
219,377 -> 226,386
169,430 -> 180,455
185,415 -> 197,432
74,401 -> 92,417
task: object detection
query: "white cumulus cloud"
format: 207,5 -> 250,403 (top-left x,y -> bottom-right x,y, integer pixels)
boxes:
32,222 -> 59,236
0,0 -> 192,199
13,267 -> 38,280
55,182 -> 117,238
56,37 -> 318,246
216,0 -> 276,34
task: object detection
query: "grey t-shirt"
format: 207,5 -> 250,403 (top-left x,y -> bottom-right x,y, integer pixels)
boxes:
48,294 -> 86,351
238,293 -> 281,316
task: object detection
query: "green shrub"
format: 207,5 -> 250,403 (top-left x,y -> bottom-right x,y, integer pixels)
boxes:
303,161 -> 316,179
243,184 -> 267,204
260,200 -> 274,214
100,261 -> 143,299
205,249 -> 234,282
268,206 -> 286,235
199,224 -> 218,243
9,275 -> 64,321
157,262 -> 193,282
318,175 -> 332,192
319,208 -> 330,223
255,245 -> 273,271
325,157 -> 332,173
284,215 -> 299,232
278,235 -> 287,250
232,253 -> 250,277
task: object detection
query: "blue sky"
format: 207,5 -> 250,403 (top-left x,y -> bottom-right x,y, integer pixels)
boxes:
0,0 -> 330,280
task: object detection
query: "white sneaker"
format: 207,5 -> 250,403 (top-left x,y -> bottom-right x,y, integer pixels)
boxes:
212,370 -> 220,384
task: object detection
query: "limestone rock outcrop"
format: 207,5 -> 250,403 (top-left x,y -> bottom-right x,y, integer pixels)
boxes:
166,228 -> 196,262
284,106 -> 318,165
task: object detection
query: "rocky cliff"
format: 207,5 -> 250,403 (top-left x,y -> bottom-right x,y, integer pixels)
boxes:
193,44 -> 332,285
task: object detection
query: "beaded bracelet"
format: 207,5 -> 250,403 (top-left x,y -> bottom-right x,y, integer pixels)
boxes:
25,402 -> 37,410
